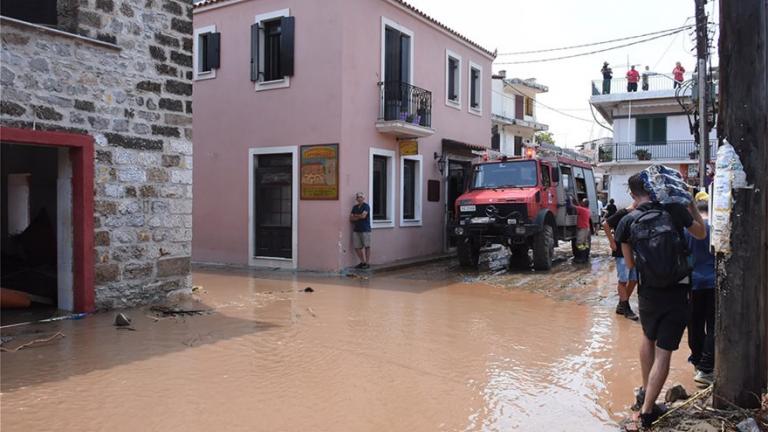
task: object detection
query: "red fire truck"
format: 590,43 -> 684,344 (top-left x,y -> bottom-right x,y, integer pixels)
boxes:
450,152 -> 598,270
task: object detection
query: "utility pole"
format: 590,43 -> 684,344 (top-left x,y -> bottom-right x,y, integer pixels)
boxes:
714,0 -> 768,410
694,0 -> 709,187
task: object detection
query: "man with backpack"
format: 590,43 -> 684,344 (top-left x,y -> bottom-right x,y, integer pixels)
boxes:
615,173 -> 707,429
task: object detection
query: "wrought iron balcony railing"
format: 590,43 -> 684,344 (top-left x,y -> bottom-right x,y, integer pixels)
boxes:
378,81 -> 432,128
598,140 -> 717,163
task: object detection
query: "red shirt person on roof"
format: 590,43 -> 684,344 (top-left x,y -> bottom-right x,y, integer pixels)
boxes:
627,68 -> 640,83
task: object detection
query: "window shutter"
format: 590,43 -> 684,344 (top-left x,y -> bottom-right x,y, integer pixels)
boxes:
250,23 -> 260,81
652,117 -> 666,144
280,16 -> 295,77
207,32 -> 221,70
448,59 -> 456,100
515,95 -> 524,119
636,118 -> 650,143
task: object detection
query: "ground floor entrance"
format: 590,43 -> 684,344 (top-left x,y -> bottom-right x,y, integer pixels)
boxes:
248,147 -> 298,268
0,127 -> 94,319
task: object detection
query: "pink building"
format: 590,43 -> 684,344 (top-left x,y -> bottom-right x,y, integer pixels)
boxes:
193,0 -> 494,271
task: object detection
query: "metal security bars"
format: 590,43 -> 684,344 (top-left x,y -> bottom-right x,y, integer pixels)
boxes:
378,81 -> 432,128
598,140 -> 717,162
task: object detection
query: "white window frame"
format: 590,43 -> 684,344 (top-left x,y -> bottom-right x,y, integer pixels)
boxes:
247,146 -> 299,269
193,24 -> 217,81
380,17 -> 414,85
369,148 -> 396,229
468,61 -> 483,116
399,154 -> 423,227
254,8 -> 291,92
444,49 -> 462,109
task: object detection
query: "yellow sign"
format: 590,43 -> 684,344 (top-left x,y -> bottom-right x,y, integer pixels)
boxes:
399,140 -> 418,156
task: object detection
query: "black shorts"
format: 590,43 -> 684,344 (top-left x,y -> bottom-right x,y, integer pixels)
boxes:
638,285 -> 690,351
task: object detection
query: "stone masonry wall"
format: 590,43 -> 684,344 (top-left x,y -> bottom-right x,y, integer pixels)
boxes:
0,0 -> 194,309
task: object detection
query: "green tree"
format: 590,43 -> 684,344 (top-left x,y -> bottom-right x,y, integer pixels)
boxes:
535,132 -> 555,145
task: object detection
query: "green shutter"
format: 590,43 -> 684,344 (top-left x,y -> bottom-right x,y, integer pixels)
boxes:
651,117 -> 666,144
636,118 -> 650,143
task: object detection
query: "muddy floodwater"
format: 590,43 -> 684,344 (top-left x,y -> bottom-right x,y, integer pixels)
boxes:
2,238 -> 697,431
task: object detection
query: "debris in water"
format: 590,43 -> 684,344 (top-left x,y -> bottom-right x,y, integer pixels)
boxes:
114,313 -> 132,327
306,307 -> 317,317
0,332 -> 65,352
192,285 -> 204,292
303,287 -> 314,293
665,384 -> 689,403
150,305 -> 212,317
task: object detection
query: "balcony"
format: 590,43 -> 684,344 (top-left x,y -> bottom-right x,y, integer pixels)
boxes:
376,81 -> 435,138
598,140 -> 717,164
591,73 -> 690,96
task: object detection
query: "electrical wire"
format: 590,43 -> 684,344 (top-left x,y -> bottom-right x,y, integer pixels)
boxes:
496,24 -> 695,56
494,29 -> 689,65
492,89 -> 595,123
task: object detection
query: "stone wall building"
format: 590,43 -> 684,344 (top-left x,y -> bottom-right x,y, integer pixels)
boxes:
0,0 -> 194,310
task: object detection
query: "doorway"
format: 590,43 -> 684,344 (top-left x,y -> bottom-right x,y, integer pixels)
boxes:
0,127 -> 94,317
446,160 -> 470,249
1,144 -> 59,313
249,147 -> 298,268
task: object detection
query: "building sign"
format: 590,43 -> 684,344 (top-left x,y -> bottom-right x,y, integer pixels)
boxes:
399,140 -> 418,156
300,144 -> 339,200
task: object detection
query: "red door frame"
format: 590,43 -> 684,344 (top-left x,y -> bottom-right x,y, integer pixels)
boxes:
1,126 -> 95,312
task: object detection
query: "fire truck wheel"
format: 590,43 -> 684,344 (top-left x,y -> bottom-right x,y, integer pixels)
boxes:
457,243 -> 480,268
532,225 -> 554,270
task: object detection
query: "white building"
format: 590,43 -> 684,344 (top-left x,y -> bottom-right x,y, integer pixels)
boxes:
491,72 -> 549,156
589,72 -> 716,208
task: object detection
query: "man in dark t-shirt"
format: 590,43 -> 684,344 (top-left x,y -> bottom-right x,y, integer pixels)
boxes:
349,192 -> 371,269
602,205 -> 638,320
615,173 -> 706,428
604,199 -> 618,219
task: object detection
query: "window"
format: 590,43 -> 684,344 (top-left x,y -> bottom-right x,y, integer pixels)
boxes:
381,18 -> 413,86
251,9 -> 295,90
194,25 -> 219,80
525,97 -> 534,117
471,161 -> 538,189
370,148 -> 395,227
469,62 -> 482,114
1,0 -> 58,27
636,116 -> 667,144
541,164 -> 551,187
445,50 -> 461,107
1,0 -> 79,34
400,155 -> 423,225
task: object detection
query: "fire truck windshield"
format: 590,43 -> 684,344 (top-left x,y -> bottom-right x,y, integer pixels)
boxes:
471,160 -> 538,189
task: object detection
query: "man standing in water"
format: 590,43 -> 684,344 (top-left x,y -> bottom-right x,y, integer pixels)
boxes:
616,173 -> 706,428
349,192 -> 371,269
603,203 -> 639,321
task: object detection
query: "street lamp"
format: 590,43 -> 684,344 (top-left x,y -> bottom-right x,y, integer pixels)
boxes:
434,152 -> 446,175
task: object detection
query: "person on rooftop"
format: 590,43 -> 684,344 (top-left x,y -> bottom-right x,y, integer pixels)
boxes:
601,62 -> 613,94
626,65 -> 640,92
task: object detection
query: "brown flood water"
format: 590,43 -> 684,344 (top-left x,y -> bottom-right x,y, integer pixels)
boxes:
1,238 -> 696,431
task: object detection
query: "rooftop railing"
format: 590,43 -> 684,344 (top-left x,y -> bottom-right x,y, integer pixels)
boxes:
378,81 -> 432,128
598,140 -> 717,163
591,73 -> 691,96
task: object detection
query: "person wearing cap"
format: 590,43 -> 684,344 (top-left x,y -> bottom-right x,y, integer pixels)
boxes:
601,62 -> 613,94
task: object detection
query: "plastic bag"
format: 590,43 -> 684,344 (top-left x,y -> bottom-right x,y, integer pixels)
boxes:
640,165 -> 692,205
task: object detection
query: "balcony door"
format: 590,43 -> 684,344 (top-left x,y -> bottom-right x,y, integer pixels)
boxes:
384,25 -> 411,84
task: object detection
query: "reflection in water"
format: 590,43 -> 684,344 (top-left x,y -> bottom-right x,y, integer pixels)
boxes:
1,241 -> 696,431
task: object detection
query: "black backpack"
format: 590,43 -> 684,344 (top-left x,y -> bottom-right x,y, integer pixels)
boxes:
629,204 -> 691,288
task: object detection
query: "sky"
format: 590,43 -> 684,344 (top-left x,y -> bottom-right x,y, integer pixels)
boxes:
405,0 -> 719,149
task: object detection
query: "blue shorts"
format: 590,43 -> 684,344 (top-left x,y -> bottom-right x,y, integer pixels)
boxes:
615,257 -> 638,282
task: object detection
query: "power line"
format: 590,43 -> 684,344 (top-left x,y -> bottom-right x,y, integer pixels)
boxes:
496,24 -> 695,56
491,89 -> 595,123
494,29 -> 687,65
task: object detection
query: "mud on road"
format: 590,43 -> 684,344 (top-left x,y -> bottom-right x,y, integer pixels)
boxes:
1,236 -> 697,432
